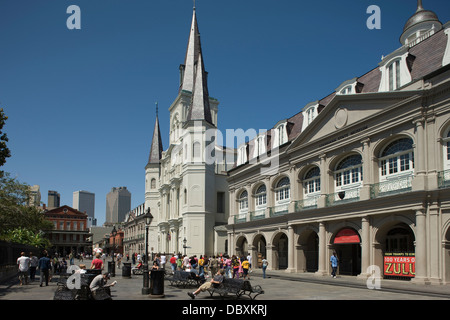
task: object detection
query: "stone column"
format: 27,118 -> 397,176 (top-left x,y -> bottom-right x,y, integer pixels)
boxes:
358,217 -> 371,279
412,209 -> 429,284
286,225 -> 296,273
412,118 -> 427,190
316,222 -> 328,276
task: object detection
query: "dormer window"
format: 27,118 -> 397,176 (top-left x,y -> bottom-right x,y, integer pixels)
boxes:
237,145 -> 247,166
302,102 -> 319,128
272,122 -> 288,148
253,134 -> 266,158
378,48 -> 413,92
388,59 -> 401,91
336,78 -> 359,95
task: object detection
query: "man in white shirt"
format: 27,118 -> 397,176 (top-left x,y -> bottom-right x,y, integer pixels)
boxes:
17,252 -> 30,285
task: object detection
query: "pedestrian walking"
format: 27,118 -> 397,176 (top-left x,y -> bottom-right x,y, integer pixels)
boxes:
330,252 -> 339,278
242,257 -> 250,280
261,256 -> 268,279
91,253 -> 104,270
29,252 -> 38,282
38,252 -> 51,287
17,252 -> 30,285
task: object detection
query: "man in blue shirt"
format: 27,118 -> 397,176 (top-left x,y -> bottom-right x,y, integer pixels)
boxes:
330,252 -> 338,278
38,252 -> 51,287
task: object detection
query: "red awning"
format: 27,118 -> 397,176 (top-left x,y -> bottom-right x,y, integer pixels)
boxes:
334,228 -> 360,244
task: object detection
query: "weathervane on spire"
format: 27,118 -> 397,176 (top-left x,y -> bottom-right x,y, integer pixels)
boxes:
193,0 -> 196,10
155,101 -> 159,117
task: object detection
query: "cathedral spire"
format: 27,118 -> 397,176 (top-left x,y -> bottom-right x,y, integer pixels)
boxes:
187,52 -> 213,124
147,103 -> 163,165
180,7 -> 202,93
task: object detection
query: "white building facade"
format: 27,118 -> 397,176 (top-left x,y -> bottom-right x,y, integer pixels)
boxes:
145,8 -> 235,257
227,2 -> 450,285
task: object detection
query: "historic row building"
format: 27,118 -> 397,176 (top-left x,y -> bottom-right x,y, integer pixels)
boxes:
144,7 -> 236,257
226,2 -> 450,284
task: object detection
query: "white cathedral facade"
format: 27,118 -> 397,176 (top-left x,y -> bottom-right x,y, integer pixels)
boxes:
144,8 -> 235,257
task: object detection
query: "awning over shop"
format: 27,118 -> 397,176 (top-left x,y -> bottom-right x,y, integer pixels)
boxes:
334,228 -> 360,244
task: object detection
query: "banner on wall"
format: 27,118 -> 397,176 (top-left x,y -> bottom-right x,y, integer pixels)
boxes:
383,252 -> 415,278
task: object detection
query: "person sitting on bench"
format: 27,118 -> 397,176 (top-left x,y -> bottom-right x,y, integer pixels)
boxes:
187,269 -> 224,299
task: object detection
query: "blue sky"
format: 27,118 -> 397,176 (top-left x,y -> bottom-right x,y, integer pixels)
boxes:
1,0 -> 449,225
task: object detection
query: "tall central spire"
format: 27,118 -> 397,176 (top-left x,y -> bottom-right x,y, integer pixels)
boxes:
180,8 -> 202,93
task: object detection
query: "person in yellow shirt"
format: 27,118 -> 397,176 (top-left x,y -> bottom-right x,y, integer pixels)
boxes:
241,258 -> 250,280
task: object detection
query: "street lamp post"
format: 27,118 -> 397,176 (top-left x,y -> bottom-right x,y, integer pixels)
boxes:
142,208 -> 153,295
111,226 -> 117,277
183,238 -> 187,256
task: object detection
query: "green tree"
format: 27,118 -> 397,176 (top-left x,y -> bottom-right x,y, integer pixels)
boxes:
0,108 -> 11,172
0,173 -> 52,247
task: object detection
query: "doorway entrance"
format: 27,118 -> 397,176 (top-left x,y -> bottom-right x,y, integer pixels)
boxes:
333,228 -> 361,276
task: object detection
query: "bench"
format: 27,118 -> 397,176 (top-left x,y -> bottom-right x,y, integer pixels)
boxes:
168,270 -> 205,288
240,280 -> 265,300
207,278 -> 244,299
207,278 -> 264,300
53,271 -> 111,300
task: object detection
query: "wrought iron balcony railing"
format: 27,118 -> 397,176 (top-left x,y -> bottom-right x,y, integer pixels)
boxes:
438,170 -> 450,189
371,175 -> 413,199
326,188 -> 361,207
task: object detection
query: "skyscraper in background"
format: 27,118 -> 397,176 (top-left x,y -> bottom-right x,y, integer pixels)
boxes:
47,190 -> 60,209
73,190 -> 96,226
105,187 -> 131,225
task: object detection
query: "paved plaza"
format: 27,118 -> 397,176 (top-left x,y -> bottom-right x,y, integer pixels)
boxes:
1,259 -> 450,302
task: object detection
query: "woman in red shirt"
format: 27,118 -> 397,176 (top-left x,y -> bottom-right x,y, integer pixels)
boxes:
90,253 -> 104,270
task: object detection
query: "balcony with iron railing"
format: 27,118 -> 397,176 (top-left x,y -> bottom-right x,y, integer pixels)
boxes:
438,169 -> 450,189
370,175 -> 413,199
325,188 -> 361,207
231,172 -> 450,224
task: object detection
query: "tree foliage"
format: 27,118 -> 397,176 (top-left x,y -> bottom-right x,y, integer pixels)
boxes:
0,108 -> 11,170
0,172 -> 52,247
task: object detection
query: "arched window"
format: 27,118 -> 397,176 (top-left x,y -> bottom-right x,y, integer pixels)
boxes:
184,188 -> 187,205
379,138 -> 414,179
151,178 -> 156,189
255,184 -> 267,207
304,167 -> 321,195
388,59 -> 401,91
335,155 -> 363,188
275,177 -> 290,203
239,190 -> 248,213
193,141 -> 201,159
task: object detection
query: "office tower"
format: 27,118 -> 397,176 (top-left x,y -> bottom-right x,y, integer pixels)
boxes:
48,190 -> 60,209
105,187 -> 131,224
73,190 -> 95,220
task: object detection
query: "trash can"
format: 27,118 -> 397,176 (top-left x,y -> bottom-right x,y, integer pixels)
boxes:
150,270 -> 165,297
122,263 -> 131,278
108,261 -> 114,274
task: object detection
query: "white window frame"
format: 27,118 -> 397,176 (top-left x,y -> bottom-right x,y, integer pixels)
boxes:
238,190 -> 248,214
334,155 -> 363,192
303,167 -> 321,196
275,177 -> 290,204
379,138 -> 415,181
255,184 -> 267,208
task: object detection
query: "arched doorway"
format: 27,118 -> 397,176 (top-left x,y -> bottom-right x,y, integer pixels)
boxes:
273,233 -> 288,270
375,222 -> 415,280
332,228 -> 361,276
253,234 -> 267,268
297,229 -> 319,272
236,236 -> 248,257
